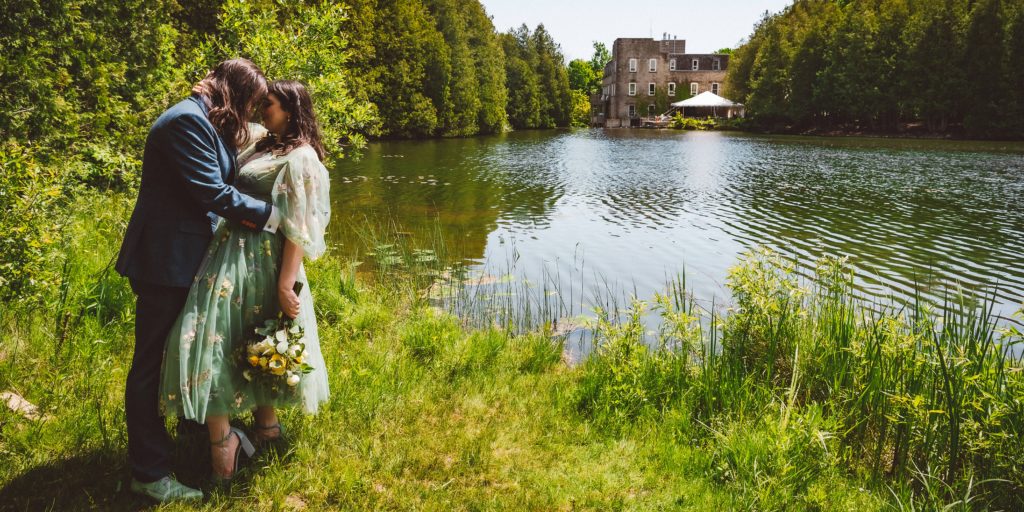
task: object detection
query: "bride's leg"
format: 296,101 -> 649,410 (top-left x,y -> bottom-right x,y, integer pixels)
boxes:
253,406 -> 281,442
207,415 -> 239,478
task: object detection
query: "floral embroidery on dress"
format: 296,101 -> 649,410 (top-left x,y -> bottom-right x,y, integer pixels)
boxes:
218,278 -> 233,299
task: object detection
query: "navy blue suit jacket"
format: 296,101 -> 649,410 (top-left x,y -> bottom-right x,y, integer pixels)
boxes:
116,94 -> 272,288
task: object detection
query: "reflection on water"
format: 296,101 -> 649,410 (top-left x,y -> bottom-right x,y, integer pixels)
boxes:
331,130 -> 1024,327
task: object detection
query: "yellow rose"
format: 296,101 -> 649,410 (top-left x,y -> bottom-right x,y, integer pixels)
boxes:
248,355 -> 260,367
259,357 -> 269,369
269,354 -> 287,375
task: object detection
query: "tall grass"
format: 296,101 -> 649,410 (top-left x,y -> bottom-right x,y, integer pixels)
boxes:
573,247 -> 1024,509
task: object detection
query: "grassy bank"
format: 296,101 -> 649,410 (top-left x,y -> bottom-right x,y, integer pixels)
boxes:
1,193 -> 1021,511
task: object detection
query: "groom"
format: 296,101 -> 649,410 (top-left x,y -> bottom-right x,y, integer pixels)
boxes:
115,58 -> 280,502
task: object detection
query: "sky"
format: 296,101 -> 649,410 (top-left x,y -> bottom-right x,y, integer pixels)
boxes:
478,0 -> 795,62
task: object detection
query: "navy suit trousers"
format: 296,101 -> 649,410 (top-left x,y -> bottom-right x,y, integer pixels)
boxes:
126,279 -> 189,482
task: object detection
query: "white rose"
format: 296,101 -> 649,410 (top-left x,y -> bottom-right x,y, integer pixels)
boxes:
286,373 -> 301,386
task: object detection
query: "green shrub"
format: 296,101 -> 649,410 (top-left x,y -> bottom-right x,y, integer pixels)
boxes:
0,144 -> 70,305
575,300 -> 690,425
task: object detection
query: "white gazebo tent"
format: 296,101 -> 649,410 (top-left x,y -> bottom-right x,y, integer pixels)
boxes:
670,91 -> 745,118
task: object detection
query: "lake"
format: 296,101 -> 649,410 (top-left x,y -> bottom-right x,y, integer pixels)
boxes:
330,129 -> 1024,342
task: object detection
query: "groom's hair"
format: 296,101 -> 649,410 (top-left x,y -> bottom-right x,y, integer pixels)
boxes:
191,58 -> 268,148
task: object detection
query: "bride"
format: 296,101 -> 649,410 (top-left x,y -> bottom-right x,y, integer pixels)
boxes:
159,79 -> 331,485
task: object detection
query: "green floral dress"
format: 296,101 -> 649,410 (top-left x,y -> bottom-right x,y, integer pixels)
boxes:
159,136 -> 331,423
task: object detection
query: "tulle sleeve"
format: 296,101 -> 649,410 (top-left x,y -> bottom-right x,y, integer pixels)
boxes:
271,146 -> 331,260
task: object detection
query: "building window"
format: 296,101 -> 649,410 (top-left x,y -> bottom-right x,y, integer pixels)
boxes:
668,82 -> 676,96
669,59 -> 676,71
691,59 -> 699,70
713,58 -> 721,71
649,58 -> 657,72
629,58 -> 637,72
628,104 -> 637,117
648,104 -> 655,115
690,82 -> 699,95
648,83 -> 655,96
628,82 -> 637,96
711,82 -> 720,95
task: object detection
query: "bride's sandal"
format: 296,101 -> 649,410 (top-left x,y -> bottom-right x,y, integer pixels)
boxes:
210,427 -> 256,490
254,422 -> 284,443
253,422 -> 288,454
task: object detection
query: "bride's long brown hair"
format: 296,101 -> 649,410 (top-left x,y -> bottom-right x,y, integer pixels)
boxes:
255,80 -> 326,161
191,58 -> 268,149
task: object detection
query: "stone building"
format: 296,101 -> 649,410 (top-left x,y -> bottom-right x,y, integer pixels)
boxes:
594,37 -> 730,127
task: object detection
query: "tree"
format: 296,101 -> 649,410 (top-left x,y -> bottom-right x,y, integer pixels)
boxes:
1007,7 -> 1024,136
501,28 -> 541,129
567,59 -> 597,92
816,6 -> 881,127
570,89 -> 591,127
746,22 -> 789,126
904,2 -> 964,132
589,41 -> 612,74
962,0 -> 1006,137
788,25 -> 826,126
460,0 -> 508,133
532,24 -> 572,127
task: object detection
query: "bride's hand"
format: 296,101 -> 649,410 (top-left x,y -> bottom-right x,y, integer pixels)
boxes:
278,285 -> 300,318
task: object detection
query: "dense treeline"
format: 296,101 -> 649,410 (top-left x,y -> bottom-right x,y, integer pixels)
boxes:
342,0 -> 575,136
726,0 -> 1024,138
0,0 -> 573,304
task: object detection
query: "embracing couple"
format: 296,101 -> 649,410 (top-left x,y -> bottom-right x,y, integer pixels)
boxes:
115,58 -> 331,502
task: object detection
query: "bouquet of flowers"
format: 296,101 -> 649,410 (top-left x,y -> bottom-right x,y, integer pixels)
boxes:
242,314 -> 313,393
